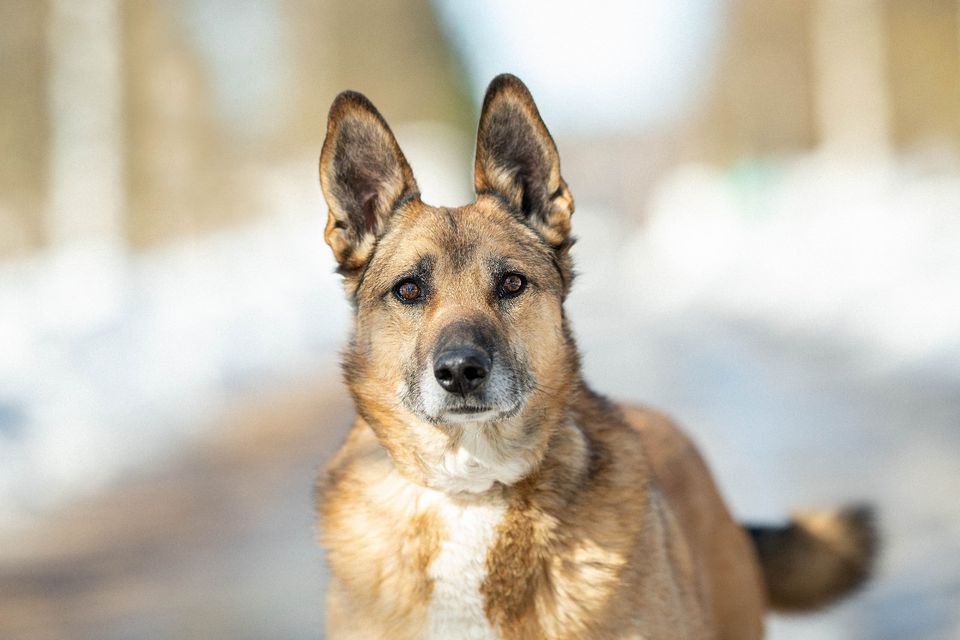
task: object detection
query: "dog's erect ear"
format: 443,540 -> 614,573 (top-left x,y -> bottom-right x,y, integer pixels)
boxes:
474,74 -> 574,248
320,91 -> 419,272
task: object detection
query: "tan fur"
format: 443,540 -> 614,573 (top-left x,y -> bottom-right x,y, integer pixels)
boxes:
321,426 -> 443,639
315,74 -> 874,639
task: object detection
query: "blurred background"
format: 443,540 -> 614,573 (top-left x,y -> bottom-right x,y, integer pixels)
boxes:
1,0 -> 959,638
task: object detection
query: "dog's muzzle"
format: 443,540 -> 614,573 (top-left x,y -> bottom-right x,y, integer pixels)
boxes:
416,319 -> 528,424
430,320 -> 498,403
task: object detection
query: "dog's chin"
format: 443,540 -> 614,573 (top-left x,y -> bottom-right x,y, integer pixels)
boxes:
440,407 -> 503,425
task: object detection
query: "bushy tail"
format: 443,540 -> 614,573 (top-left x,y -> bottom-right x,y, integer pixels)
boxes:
746,505 -> 878,612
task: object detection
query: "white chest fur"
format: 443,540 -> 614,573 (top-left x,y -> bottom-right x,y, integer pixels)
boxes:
425,496 -> 506,640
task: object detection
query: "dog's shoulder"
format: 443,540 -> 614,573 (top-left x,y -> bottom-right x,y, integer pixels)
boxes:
619,404 -> 701,467
616,404 -> 722,509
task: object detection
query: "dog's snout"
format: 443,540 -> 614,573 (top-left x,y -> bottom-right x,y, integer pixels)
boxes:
433,347 -> 491,394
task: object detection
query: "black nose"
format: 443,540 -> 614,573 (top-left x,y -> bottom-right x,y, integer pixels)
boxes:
433,347 -> 491,394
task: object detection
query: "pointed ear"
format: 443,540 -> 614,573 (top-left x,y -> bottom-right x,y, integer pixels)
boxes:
474,74 -> 574,248
320,91 -> 419,272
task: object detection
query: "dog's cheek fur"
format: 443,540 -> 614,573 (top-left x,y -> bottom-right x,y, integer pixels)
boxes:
347,303 -> 420,414
344,309 -> 413,438
513,295 -> 578,418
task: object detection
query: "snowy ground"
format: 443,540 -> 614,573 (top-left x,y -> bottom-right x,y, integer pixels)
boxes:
1,143 -> 959,638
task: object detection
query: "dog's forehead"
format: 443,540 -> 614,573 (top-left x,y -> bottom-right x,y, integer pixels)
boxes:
371,198 -> 552,274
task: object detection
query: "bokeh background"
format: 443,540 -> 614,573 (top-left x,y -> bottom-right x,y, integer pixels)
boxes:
2,1 -> 959,638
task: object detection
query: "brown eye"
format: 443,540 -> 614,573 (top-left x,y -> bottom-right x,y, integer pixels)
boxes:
498,273 -> 526,298
394,278 -> 423,303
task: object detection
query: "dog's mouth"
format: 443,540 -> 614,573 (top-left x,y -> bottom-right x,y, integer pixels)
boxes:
435,399 -> 525,425
447,405 -> 493,414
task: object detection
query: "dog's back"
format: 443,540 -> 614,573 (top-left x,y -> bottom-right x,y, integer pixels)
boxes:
624,405 -> 876,637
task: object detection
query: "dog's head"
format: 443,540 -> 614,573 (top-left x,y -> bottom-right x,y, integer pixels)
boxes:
320,75 -> 579,492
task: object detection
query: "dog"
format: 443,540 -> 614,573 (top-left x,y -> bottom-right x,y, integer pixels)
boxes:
315,74 -> 876,639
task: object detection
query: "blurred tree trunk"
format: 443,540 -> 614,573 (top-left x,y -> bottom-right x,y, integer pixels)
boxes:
46,0 -> 125,248
810,0 -> 891,155
0,2 -> 48,256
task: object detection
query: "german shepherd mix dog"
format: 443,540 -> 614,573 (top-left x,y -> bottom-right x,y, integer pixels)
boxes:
316,74 -> 876,639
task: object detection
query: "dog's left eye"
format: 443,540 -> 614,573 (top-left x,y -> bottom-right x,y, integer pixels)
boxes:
498,273 -> 526,298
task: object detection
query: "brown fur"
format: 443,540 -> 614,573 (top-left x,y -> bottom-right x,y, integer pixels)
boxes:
747,506 -> 877,612
315,74 -> 876,639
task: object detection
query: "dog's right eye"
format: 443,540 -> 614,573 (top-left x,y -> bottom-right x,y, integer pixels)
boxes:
393,278 -> 424,303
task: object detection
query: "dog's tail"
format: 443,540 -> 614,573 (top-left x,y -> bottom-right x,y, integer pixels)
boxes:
745,505 -> 878,612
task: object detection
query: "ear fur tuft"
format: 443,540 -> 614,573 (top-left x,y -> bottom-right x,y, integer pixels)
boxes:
319,91 -> 419,272
474,74 -> 574,248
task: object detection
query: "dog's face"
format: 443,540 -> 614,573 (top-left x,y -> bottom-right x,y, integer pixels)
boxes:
319,75 -> 578,491
352,196 -> 565,425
